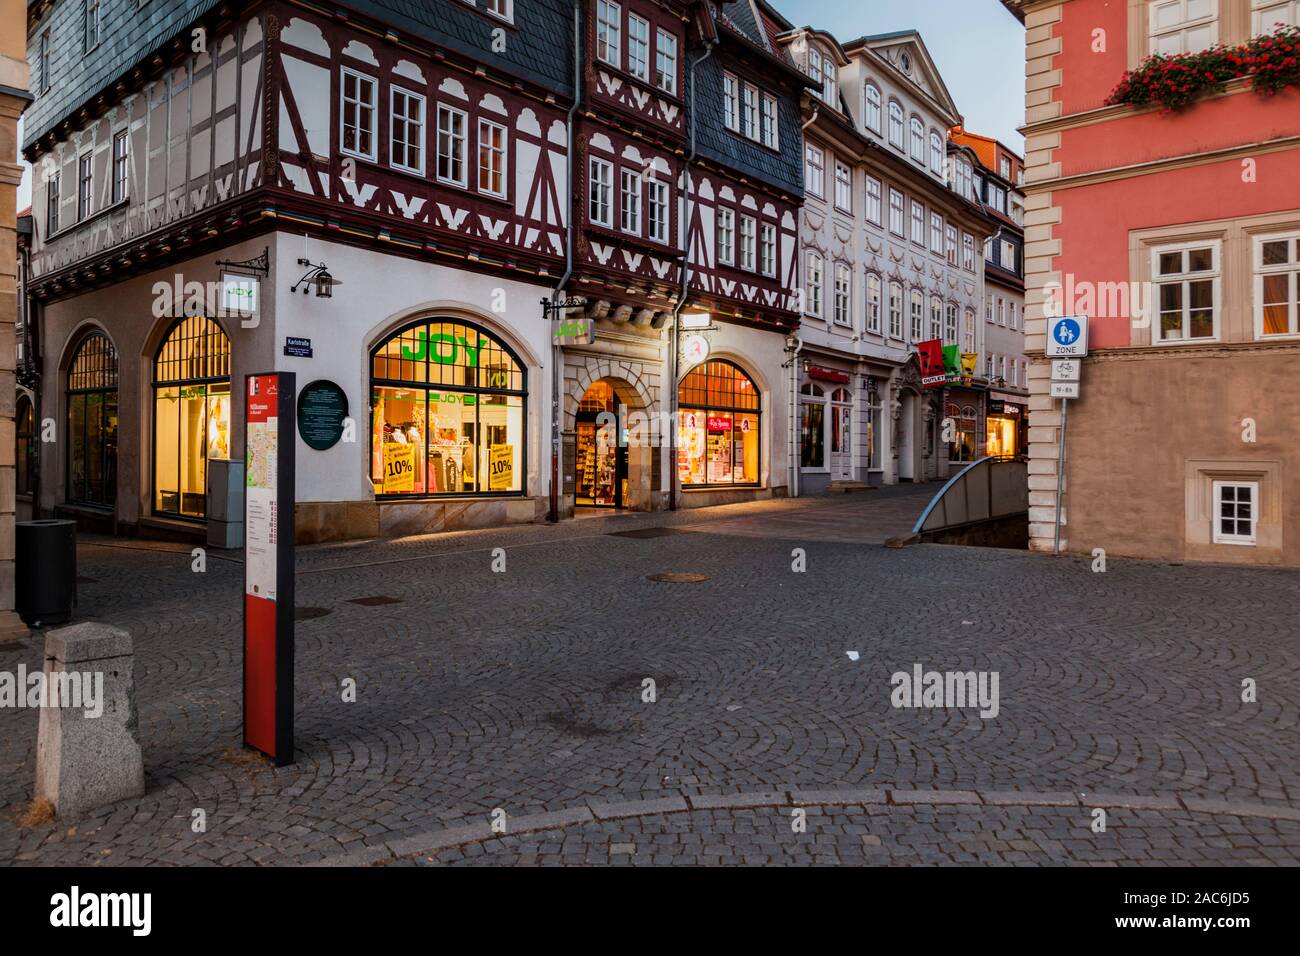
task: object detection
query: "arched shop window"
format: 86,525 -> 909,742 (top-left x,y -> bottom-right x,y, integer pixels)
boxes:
16,395 -> 35,497
67,331 -> 119,508
370,318 -> 526,496
153,316 -> 231,519
678,359 -> 760,486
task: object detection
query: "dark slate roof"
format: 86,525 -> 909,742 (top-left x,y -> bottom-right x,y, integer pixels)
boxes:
24,0 -> 221,151
24,0 -> 574,152
351,0 -> 574,96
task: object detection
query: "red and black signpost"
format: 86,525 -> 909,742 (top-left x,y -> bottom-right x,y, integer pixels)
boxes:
243,371 -> 296,765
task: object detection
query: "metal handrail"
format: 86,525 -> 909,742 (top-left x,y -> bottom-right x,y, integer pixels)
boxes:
912,455 -> 1028,535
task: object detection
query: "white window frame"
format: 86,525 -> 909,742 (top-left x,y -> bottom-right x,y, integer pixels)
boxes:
834,162 -> 852,213
806,251 -> 824,317
627,15 -> 650,82
865,176 -> 882,226
833,262 -> 852,326
945,302 -> 958,344
888,282 -> 903,339
888,188 -> 904,237
888,101 -> 904,150
1212,480 -> 1258,545
723,73 -> 739,131
945,224 -> 958,266
929,296 -> 943,340
910,200 -> 925,247
589,157 -> 614,228
436,104 -> 469,187
1253,0 -> 1300,34
111,129 -> 129,205
1254,231 -> 1300,339
77,151 -> 93,221
910,289 -> 924,343
1151,239 -> 1221,343
760,94 -> 779,150
963,308 -> 976,353
340,66 -> 379,162
597,0 -> 622,66
742,83 -> 758,140
760,222 -> 777,277
477,118 -> 507,198
962,233 -> 975,272
866,273 -> 882,334
909,116 -> 925,164
486,0 -> 513,23
648,178 -> 669,244
1149,0 -> 1219,55
620,167 -> 642,235
717,207 -> 735,266
929,212 -> 944,255
84,0 -> 100,53
390,86 -> 427,176
740,215 -> 756,271
655,28 -> 678,94
929,131 -> 944,175
806,144 -> 825,199
864,83 -> 882,135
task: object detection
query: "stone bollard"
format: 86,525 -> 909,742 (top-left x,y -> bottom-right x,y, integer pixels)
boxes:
35,623 -> 145,818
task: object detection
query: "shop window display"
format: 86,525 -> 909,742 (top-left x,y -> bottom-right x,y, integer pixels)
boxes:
946,402 -> 979,464
678,360 -> 760,487
152,317 -> 231,519
371,319 -> 525,497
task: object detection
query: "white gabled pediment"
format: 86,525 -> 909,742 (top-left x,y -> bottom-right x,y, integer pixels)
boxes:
860,32 -> 960,124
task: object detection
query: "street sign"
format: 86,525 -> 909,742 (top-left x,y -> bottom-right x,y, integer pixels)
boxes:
1050,381 -> 1080,399
1046,315 -> 1088,357
1051,358 -> 1081,381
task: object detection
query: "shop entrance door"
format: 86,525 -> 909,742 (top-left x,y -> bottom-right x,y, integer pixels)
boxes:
575,381 -> 626,508
830,390 -> 853,481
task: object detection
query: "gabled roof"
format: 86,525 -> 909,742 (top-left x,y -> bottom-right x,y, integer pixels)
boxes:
842,30 -> 962,125
712,0 -> 814,87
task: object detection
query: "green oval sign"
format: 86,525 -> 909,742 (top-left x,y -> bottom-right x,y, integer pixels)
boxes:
297,380 -> 349,451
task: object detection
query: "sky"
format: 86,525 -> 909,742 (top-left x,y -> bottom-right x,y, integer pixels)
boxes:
14,0 -> 1025,211
776,0 -> 1026,152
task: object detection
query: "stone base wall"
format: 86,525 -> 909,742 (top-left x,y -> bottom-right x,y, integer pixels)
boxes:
297,497 -> 548,545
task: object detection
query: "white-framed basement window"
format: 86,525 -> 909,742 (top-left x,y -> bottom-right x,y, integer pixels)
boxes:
1212,480 -> 1257,545
1255,231 -> 1300,338
1152,239 -> 1220,342
1149,0 -> 1218,55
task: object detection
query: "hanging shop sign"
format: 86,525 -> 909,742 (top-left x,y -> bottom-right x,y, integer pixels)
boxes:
383,443 -> 416,493
222,274 -> 259,317
553,319 -> 595,346
942,345 -> 961,383
917,339 -> 946,387
488,444 -> 514,491
244,371 -> 296,767
682,333 -> 710,367
807,365 -> 850,385
297,379 -> 348,451
960,352 -> 978,385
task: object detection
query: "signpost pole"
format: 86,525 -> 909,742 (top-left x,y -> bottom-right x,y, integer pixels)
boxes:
243,371 -> 296,766
1053,396 -> 1067,555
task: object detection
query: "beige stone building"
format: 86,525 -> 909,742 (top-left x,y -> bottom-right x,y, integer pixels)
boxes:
1,0 -> 31,636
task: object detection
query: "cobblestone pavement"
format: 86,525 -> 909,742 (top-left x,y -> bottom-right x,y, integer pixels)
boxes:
1,485 -> 1298,866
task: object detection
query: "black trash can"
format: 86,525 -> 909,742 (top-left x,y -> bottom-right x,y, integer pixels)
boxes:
15,519 -> 77,627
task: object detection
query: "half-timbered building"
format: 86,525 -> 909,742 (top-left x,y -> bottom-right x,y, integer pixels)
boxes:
20,0 -> 808,543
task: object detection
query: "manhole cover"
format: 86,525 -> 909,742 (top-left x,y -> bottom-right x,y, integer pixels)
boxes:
295,606 -> 332,621
647,572 -> 710,583
609,527 -> 695,539
347,595 -> 403,606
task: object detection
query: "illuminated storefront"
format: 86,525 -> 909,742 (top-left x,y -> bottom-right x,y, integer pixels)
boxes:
370,318 -> 525,497
66,331 -> 119,508
677,360 -> 760,487
986,399 -> 1025,457
575,380 -> 625,508
945,400 -> 980,465
152,317 -> 231,520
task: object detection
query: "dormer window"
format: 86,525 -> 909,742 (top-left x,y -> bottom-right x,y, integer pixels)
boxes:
821,59 -> 837,106
864,83 -> 881,134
